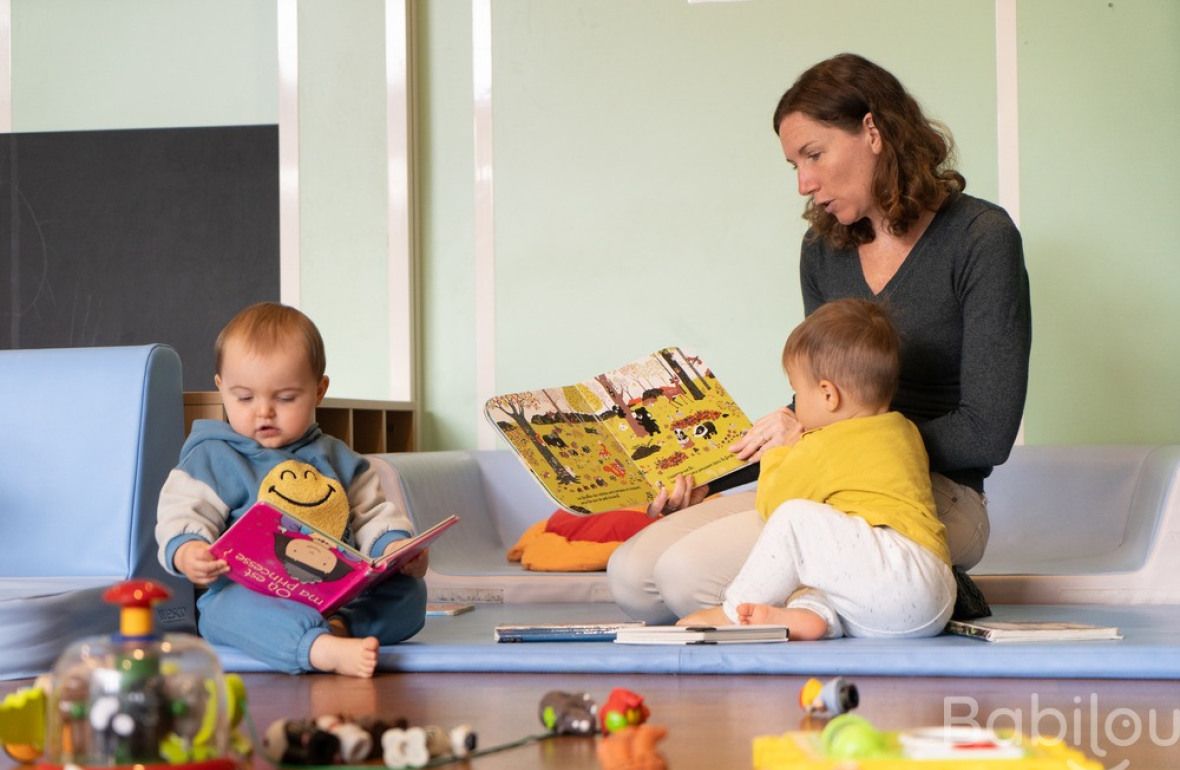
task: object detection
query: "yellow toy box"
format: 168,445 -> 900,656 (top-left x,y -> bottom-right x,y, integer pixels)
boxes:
754,715 -> 1103,769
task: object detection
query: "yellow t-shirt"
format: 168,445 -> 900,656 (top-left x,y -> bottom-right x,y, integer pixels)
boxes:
754,411 -> 949,565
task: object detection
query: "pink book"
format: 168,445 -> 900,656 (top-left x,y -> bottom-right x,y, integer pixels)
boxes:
209,501 -> 458,615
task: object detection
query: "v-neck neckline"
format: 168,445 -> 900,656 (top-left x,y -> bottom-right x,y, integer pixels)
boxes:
857,201 -> 948,298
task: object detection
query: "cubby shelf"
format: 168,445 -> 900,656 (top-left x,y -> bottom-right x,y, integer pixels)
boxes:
183,391 -> 416,453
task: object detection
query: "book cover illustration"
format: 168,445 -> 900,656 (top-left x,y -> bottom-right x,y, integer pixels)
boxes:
485,347 -> 753,513
209,501 -> 458,615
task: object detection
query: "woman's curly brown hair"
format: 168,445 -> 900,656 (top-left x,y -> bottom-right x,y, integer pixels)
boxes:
773,53 -> 965,249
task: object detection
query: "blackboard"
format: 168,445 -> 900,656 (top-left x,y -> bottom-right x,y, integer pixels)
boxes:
1,125 -> 280,390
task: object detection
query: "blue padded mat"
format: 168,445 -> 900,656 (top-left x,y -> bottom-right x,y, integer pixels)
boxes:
214,603 -> 1180,680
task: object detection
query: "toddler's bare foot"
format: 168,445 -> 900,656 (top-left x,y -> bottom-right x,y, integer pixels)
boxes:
675,606 -> 734,627
736,602 -> 789,626
309,634 -> 380,677
736,603 -> 827,640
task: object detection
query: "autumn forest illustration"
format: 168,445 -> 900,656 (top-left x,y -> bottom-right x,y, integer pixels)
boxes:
485,347 -> 753,513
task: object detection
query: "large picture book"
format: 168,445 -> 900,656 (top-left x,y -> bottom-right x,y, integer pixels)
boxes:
484,347 -> 754,513
209,501 -> 458,615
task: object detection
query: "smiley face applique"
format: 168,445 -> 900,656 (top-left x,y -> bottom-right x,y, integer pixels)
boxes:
258,460 -> 349,539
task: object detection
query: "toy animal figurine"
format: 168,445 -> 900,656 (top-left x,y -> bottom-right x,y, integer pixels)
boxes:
264,713 -> 477,769
599,688 -> 650,735
354,715 -> 408,760
381,723 -> 477,769
315,715 -> 372,763
440,724 -> 477,758
539,690 -> 599,735
263,719 -> 341,765
798,677 -> 859,718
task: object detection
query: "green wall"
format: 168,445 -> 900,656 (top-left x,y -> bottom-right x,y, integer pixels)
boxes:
417,0 -> 1180,450
12,0 -> 276,131
418,0 -> 1006,447
416,0 -> 477,450
1018,0 -> 1180,443
297,0 -> 391,400
11,1 -> 1180,447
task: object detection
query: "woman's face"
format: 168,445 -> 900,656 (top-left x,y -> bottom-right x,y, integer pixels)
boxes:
778,111 -> 882,227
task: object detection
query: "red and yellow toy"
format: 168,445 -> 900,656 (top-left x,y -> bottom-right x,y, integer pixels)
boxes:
598,688 -> 650,735
0,580 -> 249,770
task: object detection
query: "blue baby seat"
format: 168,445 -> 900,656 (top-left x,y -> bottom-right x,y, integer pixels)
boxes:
0,344 -> 194,680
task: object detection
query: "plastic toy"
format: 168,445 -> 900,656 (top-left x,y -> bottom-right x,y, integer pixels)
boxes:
595,724 -> 668,770
263,719 -> 341,765
539,690 -> 599,735
752,713 -> 1105,769
0,579 -> 249,769
315,715 -> 373,763
598,688 -> 650,735
379,723 -> 476,768
798,677 -> 859,717
538,688 -> 649,737
263,716 -> 477,769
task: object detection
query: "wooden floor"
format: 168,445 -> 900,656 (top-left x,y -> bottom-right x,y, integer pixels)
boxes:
4,672 -> 1178,768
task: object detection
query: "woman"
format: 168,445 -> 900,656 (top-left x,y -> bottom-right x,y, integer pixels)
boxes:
608,53 -> 1031,624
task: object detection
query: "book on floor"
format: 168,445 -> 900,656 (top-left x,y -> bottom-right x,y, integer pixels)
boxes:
426,602 -> 475,616
945,619 -> 1122,643
484,346 -> 755,514
494,621 -> 646,643
614,624 -> 789,645
209,500 -> 458,615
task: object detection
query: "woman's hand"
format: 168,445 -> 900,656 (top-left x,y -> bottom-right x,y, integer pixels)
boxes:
174,540 -> 228,587
729,406 -> 804,461
646,474 -> 711,516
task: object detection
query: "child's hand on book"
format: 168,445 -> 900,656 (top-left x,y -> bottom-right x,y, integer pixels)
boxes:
174,540 -> 229,586
729,406 -> 803,461
382,541 -> 429,578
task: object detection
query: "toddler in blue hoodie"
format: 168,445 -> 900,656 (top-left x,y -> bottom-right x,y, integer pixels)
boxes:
156,302 -> 426,676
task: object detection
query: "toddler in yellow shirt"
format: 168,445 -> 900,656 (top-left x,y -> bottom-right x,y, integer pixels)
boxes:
678,299 -> 954,640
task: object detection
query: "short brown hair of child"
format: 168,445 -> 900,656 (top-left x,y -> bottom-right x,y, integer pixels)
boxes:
783,298 -> 900,409
214,302 -> 327,380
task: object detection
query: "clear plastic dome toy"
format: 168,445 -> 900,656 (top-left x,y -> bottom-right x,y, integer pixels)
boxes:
1,580 -> 248,770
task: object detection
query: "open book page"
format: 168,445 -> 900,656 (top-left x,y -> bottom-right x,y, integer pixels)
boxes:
484,347 -> 753,513
587,347 -> 751,491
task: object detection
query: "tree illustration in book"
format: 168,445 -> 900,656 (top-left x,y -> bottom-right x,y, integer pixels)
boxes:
485,347 -> 752,513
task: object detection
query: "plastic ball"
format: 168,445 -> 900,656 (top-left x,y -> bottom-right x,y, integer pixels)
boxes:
822,714 -> 886,759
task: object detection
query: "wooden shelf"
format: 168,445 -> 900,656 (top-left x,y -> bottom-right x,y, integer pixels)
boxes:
183,392 -> 416,453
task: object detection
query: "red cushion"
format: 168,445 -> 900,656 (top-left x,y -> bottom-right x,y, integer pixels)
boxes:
545,508 -> 654,543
